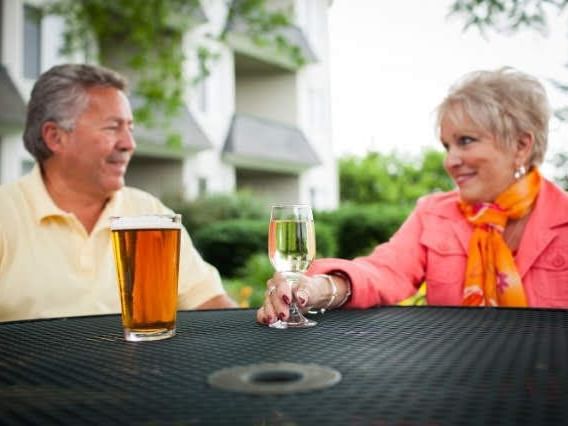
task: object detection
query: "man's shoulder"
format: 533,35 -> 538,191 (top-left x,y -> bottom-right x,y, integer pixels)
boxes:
0,177 -> 29,213
115,186 -> 173,214
120,186 -> 161,202
0,176 -> 25,197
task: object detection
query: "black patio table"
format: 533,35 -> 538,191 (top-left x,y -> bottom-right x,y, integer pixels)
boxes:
0,306 -> 567,425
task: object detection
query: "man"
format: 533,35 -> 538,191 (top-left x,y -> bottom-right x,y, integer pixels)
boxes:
0,63 -> 235,322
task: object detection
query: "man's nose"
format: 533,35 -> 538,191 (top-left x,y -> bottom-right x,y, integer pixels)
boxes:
118,127 -> 136,151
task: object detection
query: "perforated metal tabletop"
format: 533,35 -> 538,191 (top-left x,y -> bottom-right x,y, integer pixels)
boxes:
0,307 -> 567,425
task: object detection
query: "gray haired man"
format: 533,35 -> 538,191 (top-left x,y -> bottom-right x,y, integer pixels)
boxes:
0,63 -> 235,322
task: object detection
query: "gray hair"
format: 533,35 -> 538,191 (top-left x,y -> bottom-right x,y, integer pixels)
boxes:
436,67 -> 550,166
24,63 -> 128,162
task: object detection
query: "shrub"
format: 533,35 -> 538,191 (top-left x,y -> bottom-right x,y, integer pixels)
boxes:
314,221 -> 336,258
324,203 -> 412,259
228,253 -> 275,308
194,216 -> 338,277
193,219 -> 267,277
164,191 -> 268,234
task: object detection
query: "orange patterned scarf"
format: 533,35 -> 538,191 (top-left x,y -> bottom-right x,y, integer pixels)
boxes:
459,168 -> 541,307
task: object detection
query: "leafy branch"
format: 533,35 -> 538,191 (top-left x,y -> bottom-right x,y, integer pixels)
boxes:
46,0 -> 305,124
449,0 -> 568,35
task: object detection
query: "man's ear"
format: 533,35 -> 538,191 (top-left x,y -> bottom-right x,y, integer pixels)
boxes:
41,121 -> 66,153
515,132 -> 534,167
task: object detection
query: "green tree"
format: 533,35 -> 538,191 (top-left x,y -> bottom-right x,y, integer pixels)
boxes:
339,149 -> 453,205
552,152 -> 568,189
46,0 -> 303,124
450,0 -> 568,34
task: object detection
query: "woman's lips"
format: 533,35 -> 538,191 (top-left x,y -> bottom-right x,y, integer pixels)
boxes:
454,172 -> 475,185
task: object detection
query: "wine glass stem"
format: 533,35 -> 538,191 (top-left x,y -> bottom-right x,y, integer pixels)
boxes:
289,302 -> 301,317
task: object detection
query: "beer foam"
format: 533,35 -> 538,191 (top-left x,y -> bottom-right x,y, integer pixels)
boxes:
110,215 -> 180,231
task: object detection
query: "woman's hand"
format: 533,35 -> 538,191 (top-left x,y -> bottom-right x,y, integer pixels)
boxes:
256,272 -> 350,325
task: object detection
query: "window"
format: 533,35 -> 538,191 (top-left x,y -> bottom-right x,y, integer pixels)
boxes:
23,5 -> 42,79
197,79 -> 208,114
0,0 -> 4,61
308,89 -> 324,129
310,187 -> 317,207
21,159 -> 34,176
198,177 -> 207,197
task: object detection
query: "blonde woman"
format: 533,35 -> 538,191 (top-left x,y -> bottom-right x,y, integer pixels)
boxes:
258,68 -> 568,325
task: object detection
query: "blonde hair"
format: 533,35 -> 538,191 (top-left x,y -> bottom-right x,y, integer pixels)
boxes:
436,67 -> 550,166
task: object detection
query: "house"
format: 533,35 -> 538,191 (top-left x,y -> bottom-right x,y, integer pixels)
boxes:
0,0 -> 338,210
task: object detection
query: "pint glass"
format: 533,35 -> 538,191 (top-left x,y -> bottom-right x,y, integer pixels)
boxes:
110,214 -> 181,342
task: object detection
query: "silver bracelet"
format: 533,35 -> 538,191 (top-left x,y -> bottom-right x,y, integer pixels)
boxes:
330,271 -> 352,308
313,274 -> 338,314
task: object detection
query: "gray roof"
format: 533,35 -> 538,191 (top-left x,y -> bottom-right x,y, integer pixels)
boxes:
276,25 -> 318,63
225,10 -> 318,65
223,114 -> 320,172
0,65 -> 26,128
130,97 -> 211,155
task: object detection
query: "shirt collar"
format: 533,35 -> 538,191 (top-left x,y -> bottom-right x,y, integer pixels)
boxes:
22,164 -> 123,230
21,164 -> 70,224
92,189 -> 123,234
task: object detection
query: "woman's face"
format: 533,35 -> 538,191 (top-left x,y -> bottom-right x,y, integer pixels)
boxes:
440,114 -> 519,204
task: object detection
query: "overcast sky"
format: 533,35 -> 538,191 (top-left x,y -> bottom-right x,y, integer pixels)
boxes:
328,0 -> 568,173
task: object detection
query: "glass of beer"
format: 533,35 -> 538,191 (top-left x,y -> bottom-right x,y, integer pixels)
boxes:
110,214 -> 181,342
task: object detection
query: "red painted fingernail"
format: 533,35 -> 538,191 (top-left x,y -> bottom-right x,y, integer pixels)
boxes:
282,295 -> 290,305
278,312 -> 286,321
298,296 -> 306,306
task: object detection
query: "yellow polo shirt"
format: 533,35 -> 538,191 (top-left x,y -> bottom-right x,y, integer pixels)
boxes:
0,165 -> 226,322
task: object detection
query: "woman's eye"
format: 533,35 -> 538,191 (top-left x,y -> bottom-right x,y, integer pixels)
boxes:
457,136 -> 475,146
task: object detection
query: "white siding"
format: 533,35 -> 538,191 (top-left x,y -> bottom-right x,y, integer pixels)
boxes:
0,0 -> 339,209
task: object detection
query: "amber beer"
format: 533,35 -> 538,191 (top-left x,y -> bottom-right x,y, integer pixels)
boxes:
110,214 -> 181,342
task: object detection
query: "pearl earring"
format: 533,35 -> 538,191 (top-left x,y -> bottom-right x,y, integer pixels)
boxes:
514,165 -> 527,180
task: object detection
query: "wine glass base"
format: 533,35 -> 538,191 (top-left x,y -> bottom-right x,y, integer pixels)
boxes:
269,318 -> 317,329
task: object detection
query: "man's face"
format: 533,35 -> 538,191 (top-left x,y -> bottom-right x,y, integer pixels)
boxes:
58,86 -> 135,198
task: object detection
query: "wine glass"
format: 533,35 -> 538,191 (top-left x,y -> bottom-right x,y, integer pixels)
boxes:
268,204 -> 317,329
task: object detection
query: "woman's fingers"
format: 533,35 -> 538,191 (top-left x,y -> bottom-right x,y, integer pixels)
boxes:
293,274 -> 313,309
257,273 -> 292,324
269,275 -> 293,322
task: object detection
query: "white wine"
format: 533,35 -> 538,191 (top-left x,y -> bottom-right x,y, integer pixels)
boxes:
267,205 -> 318,328
268,219 -> 316,272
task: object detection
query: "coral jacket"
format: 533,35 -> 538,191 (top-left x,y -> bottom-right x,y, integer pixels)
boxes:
308,179 -> 568,309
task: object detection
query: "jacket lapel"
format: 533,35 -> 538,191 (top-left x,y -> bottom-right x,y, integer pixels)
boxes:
425,191 -> 472,253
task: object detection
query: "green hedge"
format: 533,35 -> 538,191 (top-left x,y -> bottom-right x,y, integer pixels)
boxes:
165,191 -> 268,234
193,219 -> 267,277
193,219 -> 337,277
167,193 -> 411,277
316,203 -> 412,259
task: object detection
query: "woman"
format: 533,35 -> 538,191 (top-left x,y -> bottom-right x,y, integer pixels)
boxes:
257,67 -> 568,325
